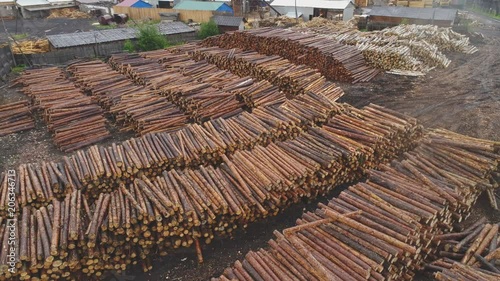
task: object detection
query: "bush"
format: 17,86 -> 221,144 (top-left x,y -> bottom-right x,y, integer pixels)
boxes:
123,39 -> 135,52
198,20 -> 220,39
136,25 -> 169,51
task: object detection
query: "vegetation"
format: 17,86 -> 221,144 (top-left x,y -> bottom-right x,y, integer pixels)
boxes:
123,39 -> 135,53
198,20 -> 220,39
11,64 -> 26,74
12,33 -> 28,40
136,24 -> 169,51
123,24 -> 170,52
469,6 -> 500,20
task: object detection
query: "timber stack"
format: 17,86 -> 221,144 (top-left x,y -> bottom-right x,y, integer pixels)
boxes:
212,129 -> 500,281
11,68 -> 110,152
0,102 -> 424,280
67,60 -> 190,136
0,100 -> 35,137
170,44 -> 342,99
295,22 -> 477,73
426,217 -> 500,278
201,27 -> 381,83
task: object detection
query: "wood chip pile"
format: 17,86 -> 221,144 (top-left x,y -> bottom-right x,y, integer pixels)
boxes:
201,27 -> 380,83
0,99 -> 425,280
10,39 -> 50,55
427,217 -> 500,279
295,19 -> 477,73
0,100 -> 35,137
212,129 -> 500,281
11,68 -> 110,152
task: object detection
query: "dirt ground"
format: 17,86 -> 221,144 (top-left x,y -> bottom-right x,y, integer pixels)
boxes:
0,12 -> 499,281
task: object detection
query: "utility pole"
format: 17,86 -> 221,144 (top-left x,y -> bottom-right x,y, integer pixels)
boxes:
295,0 -> 298,23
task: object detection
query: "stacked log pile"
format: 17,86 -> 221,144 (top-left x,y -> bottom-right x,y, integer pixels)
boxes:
201,27 -> 380,83
435,263 -> 500,280
0,101 -> 35,137
108,53 -> 246,121
427,218 -> 500,279
12,68 -> 110,152
67,60 -> 190,136
212,129 -> 500,281
171,44 -> 343,100
0,102 -> 424,280
294,21 -> 477,73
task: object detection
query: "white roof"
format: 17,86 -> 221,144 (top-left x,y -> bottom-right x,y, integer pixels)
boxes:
0,0 -> 15,4
271,0 -> 353,9
16,0 -> 74,6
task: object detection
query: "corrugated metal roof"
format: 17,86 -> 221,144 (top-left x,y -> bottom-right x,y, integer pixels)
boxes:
0,0 -> 15,4
47,22 -> 194,48
173,0 -> 224,11
368,7 -> 457,21
271,0 -> 353,10
212,15 -> 243,27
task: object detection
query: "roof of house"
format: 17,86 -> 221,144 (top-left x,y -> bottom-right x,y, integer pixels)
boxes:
270,0 -> 353,10
0,0 -> 16,5
47,22 -> 194,48
16,0 -> 75,6
212,15 -> 243,27
116,0 -> 152,7
368,7 -> 458,21
173,0 -> 227,11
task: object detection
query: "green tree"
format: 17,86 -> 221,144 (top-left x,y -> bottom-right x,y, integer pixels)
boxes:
198,20 -> 220,39
136,25 -> 169,51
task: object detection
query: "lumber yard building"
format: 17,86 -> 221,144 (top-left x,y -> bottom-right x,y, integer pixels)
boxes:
367,6 -> 458,29
212,15 -> 245,32
269,0 -> 356,21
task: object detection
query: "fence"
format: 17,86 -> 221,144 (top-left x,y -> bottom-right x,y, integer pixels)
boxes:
113,6 -> 214,23
0,45 -> 14,81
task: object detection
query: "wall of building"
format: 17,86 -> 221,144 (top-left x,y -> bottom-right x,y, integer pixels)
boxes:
0,45 -> 15,81
343,6 -> 354,21
0,4 -> 16,18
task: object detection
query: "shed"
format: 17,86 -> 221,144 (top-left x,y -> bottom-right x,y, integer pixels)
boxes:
173,0 -> 233,14
368,7 -> 457,29
30,22 -> 195,65
212,15 -> 244,32
16,0 -> 76,18
0,0 -> 16,19
270,0 -> 355,21
116,0 -> 153,8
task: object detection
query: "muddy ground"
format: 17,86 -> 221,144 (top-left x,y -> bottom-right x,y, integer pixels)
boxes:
0,12 -> 499,281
